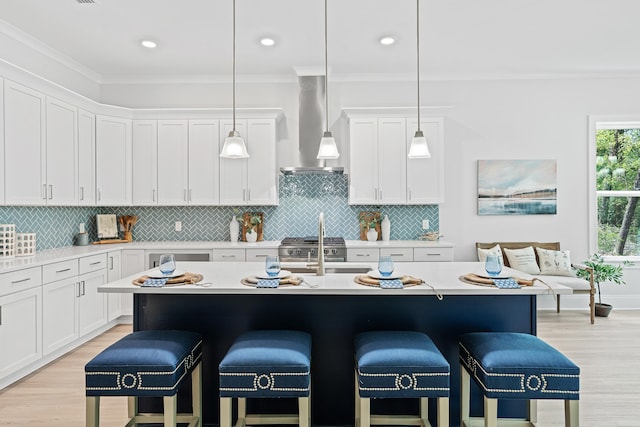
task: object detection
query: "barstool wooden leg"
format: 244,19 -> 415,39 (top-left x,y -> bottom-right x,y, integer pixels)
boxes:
437,397 -> 449,427
163,395 -> 177,427
299,396 -> 311,427
565,400 -> 579,427
528,399 -> 537,423
127,396 -> 137,420
220,397 -> 233,427
361,396 -> 371,427
460,367 -> 470,426
191,362 -> 202,423
483,396 -> 498,427
86,396 -> 99,427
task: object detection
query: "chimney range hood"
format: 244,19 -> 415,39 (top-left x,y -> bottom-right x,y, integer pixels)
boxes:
280,75 -> 344,175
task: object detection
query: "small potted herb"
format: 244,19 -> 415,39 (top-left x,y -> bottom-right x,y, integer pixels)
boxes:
360,217 -> 379,241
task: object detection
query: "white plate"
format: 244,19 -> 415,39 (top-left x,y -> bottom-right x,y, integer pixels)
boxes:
255,270 -> 292,280
147,269 -> 186,279
367,270 -> 403,280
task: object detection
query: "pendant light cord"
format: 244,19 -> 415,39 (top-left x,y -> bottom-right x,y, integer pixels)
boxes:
416,0 -> 421,133
324,0 -> 329,133
232,0 -> 237,132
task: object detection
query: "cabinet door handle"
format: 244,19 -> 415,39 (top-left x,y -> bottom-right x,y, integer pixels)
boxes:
90,261 -> 102,266
11,277 -> 31,284
76,282 -> 82,298
82,281 -> 86,296
189,189 -> 192,202
374,188 -> 378,200
247,189 -> 251,201
379,189 -> 383,200
80,186 -> 84,201
0,306 -> 2,326
97,189 -> 101,201
184,189 -> 187,201
408,189 -> 412,201
152,189 -> 156,202
42,184 -> 47,200
109,256 -> 114,270
56,268 -> 71,274
48,185 -> 53,200
242,189 -> 246,201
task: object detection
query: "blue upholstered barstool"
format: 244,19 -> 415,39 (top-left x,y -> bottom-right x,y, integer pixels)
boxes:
459,332 -> 580,427
354,331 -> 450,427
85,330 -> 202,427
219,330 -> 312,427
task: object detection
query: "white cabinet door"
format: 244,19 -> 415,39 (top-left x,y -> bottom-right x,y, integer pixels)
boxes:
42,277 -> 78,355
106,251 -> 122,321
0,287 -> 42,379
96,115 -> 132,205
188,120 -> 219,205
157,120 -> 189,205
45,97 -> 78,205
78,109 -> 96,205
132,120 -> 158,205
77,270 -> 108,337
377,118 -> 406,204
246,119 -> 278,205
4,80 -> 46,205
219,120 -> 248,205
406,118 -> 444,204
349,118 -> 378,204
0,78 -> 4,204
120,249 -> 145,317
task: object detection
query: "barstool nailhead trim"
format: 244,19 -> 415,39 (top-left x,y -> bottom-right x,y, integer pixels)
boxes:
219,370 -> 311,393
358,370 -> 450,392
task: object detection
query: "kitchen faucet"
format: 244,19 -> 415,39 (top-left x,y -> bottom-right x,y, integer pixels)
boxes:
317,212 -> 325,276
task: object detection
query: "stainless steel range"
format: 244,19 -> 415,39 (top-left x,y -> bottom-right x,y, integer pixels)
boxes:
278,236 -> 346,262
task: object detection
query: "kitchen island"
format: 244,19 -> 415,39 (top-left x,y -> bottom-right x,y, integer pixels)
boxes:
100,261 -> 571,427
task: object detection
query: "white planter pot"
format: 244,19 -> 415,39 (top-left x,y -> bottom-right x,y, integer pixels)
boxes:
246,231 -> 258,242
366,229 -> 378,241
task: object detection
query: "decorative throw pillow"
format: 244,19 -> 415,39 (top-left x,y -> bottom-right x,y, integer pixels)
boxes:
503,246 -> 541,275
535,247 -> 576,277
477,244 -> 504,265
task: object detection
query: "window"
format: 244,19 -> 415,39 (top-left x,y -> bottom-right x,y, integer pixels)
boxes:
590,118 -> 640,257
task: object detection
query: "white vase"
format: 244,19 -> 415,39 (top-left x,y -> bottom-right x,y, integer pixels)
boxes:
230,216 -> 239,242
246,230 -> 258,243
381,215 -> 390,241
366,229 -> 378,241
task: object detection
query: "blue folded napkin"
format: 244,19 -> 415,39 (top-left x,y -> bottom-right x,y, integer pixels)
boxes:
493,278 -> 521,289
379,279 -> 404,289
142,278 -> 168,287
256,278 -> 279,288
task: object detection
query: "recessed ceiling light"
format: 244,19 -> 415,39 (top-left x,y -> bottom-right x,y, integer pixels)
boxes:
260,37 -> 275,47
379,36 -> 395,46
141,40 -> 157,49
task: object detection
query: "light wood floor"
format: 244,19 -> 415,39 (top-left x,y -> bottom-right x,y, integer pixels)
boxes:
1,311 -> 639,426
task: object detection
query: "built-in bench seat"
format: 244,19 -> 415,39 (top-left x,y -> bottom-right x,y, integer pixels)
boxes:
476,242 -> 596,324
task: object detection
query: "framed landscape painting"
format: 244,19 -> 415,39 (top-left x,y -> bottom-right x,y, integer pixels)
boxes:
477,159 -> 557,215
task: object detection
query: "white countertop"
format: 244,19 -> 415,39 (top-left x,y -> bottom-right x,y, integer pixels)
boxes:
0,240 -> 454,273
99,261 -> 571,297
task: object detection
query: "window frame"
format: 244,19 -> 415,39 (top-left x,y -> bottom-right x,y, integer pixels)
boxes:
589,115 -> 640,261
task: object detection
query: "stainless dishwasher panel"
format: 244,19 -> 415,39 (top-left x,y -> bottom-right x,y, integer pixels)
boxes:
147,252 -> 211,269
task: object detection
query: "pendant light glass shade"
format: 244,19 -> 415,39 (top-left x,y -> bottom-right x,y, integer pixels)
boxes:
220,0 -> 249,159
408,0 -> 429,160
317,131 -> 340,159
408,130 -> 431,158
317,0 -> 340,160
220,130 -> 249,158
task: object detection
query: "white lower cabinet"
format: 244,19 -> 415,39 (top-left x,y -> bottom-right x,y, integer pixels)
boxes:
42,277 -> 79,355
211,248 -> 245,262
347,248 -> 380,262
120,250 -> 146,316
380,247 -> 413,262
0,286 -> 42,380
107,250 -> 122,321
77,269 -> 108,337
245,248 -> 278,262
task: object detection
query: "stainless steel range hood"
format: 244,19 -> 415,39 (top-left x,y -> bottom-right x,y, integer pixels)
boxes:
280,75 -> 343,175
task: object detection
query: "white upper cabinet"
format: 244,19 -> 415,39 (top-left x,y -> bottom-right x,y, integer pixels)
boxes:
132,120 -> 158,205
219,119 -> 278,206
0,78 -> 4,204
349,117 -> 406,204
3,80 -> 46,205
78,109 -> 96,205
96,115 -> 132,206
157,120 -> 189,205
45,96 -> 78,205
406,118 -> 445,204
188,120 -> 220,205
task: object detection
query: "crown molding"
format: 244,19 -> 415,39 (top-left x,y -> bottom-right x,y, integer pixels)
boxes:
0,19 -> 103,83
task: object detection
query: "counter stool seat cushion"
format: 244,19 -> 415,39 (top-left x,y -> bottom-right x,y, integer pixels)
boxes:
219,330 -> 311,398
85,330 -> 202,397
355,331 -> 450,398
459,332 -> 579,400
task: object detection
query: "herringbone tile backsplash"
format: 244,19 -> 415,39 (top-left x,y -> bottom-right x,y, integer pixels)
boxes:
0,175 -> 438,250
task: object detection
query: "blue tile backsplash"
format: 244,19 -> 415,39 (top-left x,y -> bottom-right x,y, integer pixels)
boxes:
0,175 -> 438,251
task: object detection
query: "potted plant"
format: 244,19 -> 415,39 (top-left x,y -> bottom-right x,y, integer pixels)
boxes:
576,254 -> 632,317
244,214 -> 262,243
360,217 -> 379,241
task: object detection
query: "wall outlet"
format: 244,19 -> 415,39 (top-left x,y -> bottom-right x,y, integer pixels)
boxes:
422,219 -> 429,230
175,221 -> 182,232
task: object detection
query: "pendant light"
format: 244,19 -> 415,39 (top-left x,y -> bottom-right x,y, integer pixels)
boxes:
317,0 -> 340,160
220,0 -> 249,159
407,0 -> 431,159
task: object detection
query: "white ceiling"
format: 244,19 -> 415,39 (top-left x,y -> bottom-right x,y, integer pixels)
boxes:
1,0 -> 639,83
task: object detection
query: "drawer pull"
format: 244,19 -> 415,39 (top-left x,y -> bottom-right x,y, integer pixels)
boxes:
390,253 -> 404,256
56,268 -> 72,273
90,261 -> 102,266
11,277 -> 31,284
356,254 -> 370,257
426,253 -> 441,256
253,254 -> 268,258
221,255 -> 237,258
